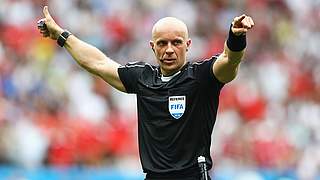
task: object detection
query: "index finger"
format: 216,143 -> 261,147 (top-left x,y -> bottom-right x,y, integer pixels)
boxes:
234,14 -> 246,23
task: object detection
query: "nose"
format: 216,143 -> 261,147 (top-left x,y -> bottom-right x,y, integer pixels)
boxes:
165,43 -> 174,55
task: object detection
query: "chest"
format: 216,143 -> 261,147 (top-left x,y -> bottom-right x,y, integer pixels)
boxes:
137,76 -> 200,121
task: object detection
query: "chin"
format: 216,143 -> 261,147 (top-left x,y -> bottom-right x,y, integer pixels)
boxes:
162,66 -> 180,75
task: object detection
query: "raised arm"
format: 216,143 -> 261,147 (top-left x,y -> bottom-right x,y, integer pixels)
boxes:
213,14 -> 254,83
38,6 -> 126,92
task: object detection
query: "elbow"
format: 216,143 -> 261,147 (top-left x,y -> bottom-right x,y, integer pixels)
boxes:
218,74 -> 237,84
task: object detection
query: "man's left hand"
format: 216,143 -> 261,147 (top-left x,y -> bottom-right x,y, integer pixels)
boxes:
231,14 -> 254,36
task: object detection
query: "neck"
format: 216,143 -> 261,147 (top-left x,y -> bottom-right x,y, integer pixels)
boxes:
161,62 -> 187,77
162,69 -> 179,77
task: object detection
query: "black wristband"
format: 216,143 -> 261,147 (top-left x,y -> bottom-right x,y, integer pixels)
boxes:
57,30 -> 72,47
226,25 -> 246,51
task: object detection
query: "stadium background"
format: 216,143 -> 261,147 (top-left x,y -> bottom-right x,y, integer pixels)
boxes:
0,0 -> 319,179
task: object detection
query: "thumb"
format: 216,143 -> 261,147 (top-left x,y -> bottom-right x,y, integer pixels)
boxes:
43,6 -> 52,19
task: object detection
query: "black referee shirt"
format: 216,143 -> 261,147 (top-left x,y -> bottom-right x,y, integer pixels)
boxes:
118,56 -> 224,175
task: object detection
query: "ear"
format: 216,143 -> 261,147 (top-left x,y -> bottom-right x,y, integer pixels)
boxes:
149,40 -> 155,52
186,39 -> 191,52
186,39 -> 192,48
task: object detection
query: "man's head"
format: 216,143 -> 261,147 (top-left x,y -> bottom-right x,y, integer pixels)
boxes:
150,17 -> 191,76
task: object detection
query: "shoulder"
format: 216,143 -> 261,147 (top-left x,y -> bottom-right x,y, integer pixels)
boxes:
187,55 -> 220,71
119,61 -> 155,69
117,61 -> 158,93
186,55 -> 224,87
119,61 -> 158,73
191,54 -> 220,66
118,61 -> 159,81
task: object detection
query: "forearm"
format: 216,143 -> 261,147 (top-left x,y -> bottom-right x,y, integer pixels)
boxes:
225,23 -> 246,65
224,42 -> 245,66
64,35 -> 117,75
63,35 -> 126,92
214,48 -> 242,83
213,35 -> 246,83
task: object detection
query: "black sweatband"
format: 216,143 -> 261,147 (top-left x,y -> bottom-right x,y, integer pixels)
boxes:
57,30 -> 72,47
226,25 -> 246,51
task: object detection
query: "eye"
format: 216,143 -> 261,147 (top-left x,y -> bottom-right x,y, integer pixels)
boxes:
157,40 -> 167,47
172,39 -> 183,46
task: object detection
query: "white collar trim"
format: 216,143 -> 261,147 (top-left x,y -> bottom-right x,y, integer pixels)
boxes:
161,71 -> 181,82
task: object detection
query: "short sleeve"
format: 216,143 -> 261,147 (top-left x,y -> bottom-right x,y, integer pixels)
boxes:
193,55 -> 225,91
118,62 -> 146,94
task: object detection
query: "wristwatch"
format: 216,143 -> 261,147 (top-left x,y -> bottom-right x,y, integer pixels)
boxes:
57,30 -> 72,47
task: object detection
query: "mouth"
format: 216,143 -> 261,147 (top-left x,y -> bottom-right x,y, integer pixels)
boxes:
161,58 -> 176,63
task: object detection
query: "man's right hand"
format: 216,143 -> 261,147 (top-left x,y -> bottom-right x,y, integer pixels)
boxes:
37,6 -> 64,40
36,6 -> 126,93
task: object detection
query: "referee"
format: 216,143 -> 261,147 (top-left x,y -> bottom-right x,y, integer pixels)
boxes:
38,6 -> 254,180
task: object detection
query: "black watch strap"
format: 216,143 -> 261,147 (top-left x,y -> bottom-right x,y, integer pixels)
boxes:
57,30 -> 72,47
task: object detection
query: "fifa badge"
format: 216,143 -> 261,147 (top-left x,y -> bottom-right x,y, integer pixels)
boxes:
168,96 -> 186,119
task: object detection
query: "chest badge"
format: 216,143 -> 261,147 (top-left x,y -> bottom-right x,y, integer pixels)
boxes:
168,96 -> 186,119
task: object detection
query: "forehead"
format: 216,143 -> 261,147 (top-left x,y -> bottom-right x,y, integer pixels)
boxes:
152,17 -> 188,40
153,29 -> 186,42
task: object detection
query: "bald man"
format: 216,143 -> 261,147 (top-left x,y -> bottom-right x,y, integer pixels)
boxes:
38,6 -> 254,180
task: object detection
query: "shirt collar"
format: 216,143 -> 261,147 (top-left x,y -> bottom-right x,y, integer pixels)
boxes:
161,71 -> 181,82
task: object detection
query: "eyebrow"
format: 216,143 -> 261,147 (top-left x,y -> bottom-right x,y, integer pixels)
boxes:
156,38 -> 184,44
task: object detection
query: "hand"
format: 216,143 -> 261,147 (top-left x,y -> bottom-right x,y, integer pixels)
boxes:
37,6 -> 64,40
231,14 -> 254,36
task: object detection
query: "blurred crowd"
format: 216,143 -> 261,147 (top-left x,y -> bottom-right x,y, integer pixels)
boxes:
0,0 -> 319,179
